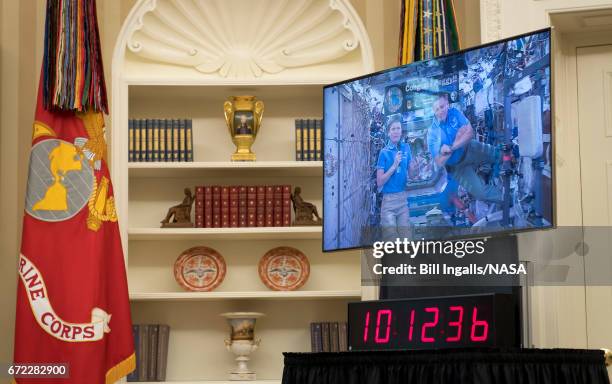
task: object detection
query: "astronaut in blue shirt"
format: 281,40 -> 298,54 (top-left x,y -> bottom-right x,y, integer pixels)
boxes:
376,115 -> 418,240
428,93 -> 503,204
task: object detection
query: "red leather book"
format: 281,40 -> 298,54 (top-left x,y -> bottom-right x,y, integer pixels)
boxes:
212,186 -> 221,228
195,186 -> 204,228
282,185 -> 291,226
264,186 -> 274,227
273,185 -> 283,227
221,186 -> 230,228
238,186 -> 248,227
204,186 -> 213,228
229,186 -> 239,228
247,186 -> 257,227
256,186 -> 265,227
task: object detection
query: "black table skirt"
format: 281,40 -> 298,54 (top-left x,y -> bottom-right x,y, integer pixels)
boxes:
282,349 -> 610,384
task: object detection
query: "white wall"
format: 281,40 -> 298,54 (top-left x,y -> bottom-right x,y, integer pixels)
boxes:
481,0 -> 612,42
481,0 -> 612,355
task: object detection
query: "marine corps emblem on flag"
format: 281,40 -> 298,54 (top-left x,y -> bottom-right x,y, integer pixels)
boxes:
26,114 -> 118,232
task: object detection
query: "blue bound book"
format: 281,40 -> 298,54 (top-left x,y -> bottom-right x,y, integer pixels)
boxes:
178,119 -> 186,162
186,119 -> 193,162
128,119 -> 134,162
172,119 -> 180,162
301,119 -> 308,161
145,119 -> 153,162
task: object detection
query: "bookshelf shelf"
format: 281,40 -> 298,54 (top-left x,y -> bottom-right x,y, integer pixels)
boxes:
128,226 -> 322,241
129,290 -> 362,301
128,161 -> 323,178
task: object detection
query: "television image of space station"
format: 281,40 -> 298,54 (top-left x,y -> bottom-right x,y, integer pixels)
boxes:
323,29 -> 552,252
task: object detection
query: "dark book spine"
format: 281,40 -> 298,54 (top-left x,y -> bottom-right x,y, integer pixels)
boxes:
295,119 -> 302,161
137,324 -> 148,381
302,118 -> 309,161
195,186 -> 204,228
178,119 -> 186,162
152,119 -> 160,162
310,322 -> 323,353
128,119 -> 134,162
166,119 -> 173,162
264,186 -> 274,227
282,185 -> 291,226
256,186 -> 265,227
238,186 -> 248,227
321,322 -> 331,352
147,324 -> 158,381
127,325 -> 139,381
273,185 -> 283,227
330,322 -> 339,352
229,186 -> 239,228
204,186 -> 213,228
315,119 -> 322,161
172,119 -> 180,162
212,186 -> 221,228
338,322 -> 348,352
134,119 -> 142,162
308,119 -> 316,162
186,119 -> 193,162
156,325 -> 170,381
247,186 -> 257,227
146,119 -> 153,162
159,119 -> 167,162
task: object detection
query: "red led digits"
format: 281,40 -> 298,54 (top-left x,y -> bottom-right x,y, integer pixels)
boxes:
350,295 -> 509,350
374,309 -> 392,344
470,307 -> 489,342
408,309 -> 415,341
363,311 -> 370,342
446,305 -> 464,342
421,307 -> 439,342
359,303 -> 491,347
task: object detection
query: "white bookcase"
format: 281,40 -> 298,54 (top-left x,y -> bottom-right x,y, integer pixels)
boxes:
111,1 -> 374,382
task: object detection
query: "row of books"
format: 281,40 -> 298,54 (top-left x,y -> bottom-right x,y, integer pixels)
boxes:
127,324 -> 170,382
128,118 -> 194,162
295,118 -> 322,161
195,185 -> 292,228
310,322 -> 348,352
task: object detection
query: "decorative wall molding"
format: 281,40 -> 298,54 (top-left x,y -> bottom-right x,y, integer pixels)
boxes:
480,0 -> 502,43
123,0 -> 373,78
604,70 -> 612,137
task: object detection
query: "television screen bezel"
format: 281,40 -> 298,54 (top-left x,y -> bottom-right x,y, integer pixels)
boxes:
321,27 -> 555,253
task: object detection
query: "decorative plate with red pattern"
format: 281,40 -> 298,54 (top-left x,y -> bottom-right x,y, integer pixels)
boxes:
258,246 -> 310,291
174,246 -> 226,292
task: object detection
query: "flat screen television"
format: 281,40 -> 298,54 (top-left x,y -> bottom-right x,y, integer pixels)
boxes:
323,28 -> 552,252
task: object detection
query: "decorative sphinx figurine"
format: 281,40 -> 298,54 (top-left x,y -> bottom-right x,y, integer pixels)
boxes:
290,187 -> 322,226
161,188 -> 195,228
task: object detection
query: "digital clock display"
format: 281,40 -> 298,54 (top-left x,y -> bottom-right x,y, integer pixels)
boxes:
348,294 -> 519,351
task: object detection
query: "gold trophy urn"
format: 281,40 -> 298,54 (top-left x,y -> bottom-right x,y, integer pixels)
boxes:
223,96 -> 264,161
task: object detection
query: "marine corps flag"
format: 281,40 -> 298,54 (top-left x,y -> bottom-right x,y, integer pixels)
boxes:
13,0 -> 135,383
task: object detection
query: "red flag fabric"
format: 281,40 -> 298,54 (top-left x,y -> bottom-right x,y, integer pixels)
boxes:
13,83 -> 135,382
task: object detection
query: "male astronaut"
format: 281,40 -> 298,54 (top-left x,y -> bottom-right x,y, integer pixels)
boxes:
428,92 -> 503,204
